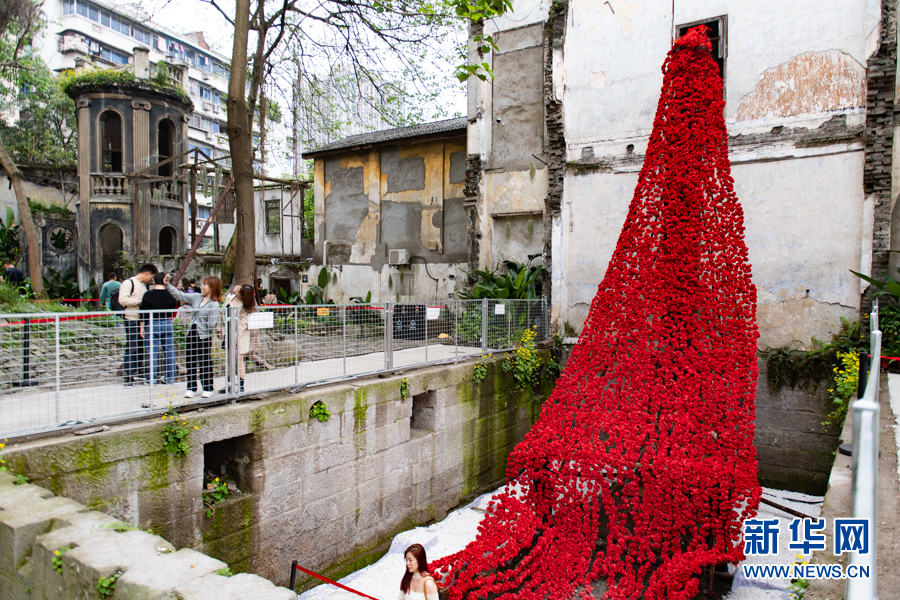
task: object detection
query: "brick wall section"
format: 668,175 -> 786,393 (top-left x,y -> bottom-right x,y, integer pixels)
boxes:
862,0 -> 898,319
0,471 -> 294,600
2,357 -> 550,591
541,0 -> 568,312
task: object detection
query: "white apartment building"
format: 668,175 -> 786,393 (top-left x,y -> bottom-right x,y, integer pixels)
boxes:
40,1 -> 230,160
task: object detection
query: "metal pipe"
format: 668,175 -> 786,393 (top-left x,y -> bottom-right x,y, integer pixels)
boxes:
55,316 -> 61,421
323,240 -> 329,269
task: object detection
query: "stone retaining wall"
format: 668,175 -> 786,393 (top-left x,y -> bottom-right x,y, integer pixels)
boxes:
2,355 -> 551,591
0,470 -> 294,600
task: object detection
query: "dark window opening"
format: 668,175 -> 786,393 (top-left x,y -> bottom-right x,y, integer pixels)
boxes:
101,111 -> 123,173
411,389 -> 437,432
204,434 -> 255,494
676,16 -> 726,88
99,223 -> 123,279
265,200 -> 280,234
158,119 -> 176,177
270,277 -> 290,301
159,226 -> 176,255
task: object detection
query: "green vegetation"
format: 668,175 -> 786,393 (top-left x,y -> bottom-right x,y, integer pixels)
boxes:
824,351 -> 860,429
52,545 -> 72,574
97,571 -> 122,599
502,327 -> 541,392
310,401 -> 330,423
204,477 -> 229,518
28,200 -> 72,216
458,256 -> 545,300
59,67 -> 191,105
160,408 -> 193,457
0,207 -> 21,263
216,566 -> 234,577
400,378 -> 410,401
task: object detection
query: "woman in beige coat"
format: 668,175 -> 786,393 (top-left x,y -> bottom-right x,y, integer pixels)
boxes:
223,284 -> 257,392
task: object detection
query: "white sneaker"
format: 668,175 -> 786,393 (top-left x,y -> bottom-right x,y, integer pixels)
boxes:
201,390 -> 213,398
184,390 -> 195,398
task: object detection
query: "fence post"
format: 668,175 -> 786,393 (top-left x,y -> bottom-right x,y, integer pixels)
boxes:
12,317 -> 37,387
289,560 -> 298,592
481,298 -> 488,353
342,305 -> 347,377
226,305 -> 239,397
149,312 -> 155,406
857,350 -> 869,399
294,306 -> 299,385
385,303 -> 394,371
55,316 -> 61,422
425,304 -> 428,363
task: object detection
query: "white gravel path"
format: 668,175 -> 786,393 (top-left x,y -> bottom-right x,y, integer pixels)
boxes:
297,486 -> 823,600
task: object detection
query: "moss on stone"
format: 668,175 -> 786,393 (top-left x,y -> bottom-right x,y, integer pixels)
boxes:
354,387 -> 369,433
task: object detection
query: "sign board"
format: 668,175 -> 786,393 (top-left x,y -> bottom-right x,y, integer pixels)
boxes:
302,275 -> 308,283
317,308 -> 330,316
494,303 -> 506,315
426,307 -> 441,321
248,311 -> 274,330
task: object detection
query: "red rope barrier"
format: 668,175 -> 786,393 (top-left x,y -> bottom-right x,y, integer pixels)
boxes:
293,563 -> 381,600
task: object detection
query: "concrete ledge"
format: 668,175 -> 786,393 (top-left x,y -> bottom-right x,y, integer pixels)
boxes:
0,471 -> 294,600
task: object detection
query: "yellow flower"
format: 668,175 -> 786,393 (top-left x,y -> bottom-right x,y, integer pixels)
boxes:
54,550 -> 60,555
214,477 -> 219,482
193,426 -> 199,430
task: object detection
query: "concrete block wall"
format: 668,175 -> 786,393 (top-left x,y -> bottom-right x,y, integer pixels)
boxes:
3,355 -> 550,590
754,358 -> 841,495
0,470 -> 294,600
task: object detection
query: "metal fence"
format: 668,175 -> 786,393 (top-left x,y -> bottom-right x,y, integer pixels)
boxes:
0,299 -> 547,438
846,302 -> 880,599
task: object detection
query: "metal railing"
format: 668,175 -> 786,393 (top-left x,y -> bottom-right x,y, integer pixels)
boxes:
847,302 -> 880,599
0,298 -> 547,438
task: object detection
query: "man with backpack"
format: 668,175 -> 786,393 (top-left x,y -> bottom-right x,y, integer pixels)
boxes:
117,264 -> 158,387
99,273 -> 121,310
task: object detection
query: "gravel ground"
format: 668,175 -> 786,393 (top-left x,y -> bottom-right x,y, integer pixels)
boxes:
298,487 -> 823,600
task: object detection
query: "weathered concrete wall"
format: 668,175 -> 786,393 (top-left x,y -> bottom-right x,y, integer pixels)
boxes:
0,471 -> 294,600
312,135 -> 467,301
537,0 -> 880,348
753,358 -> 841,494
2,357 -> 551,589
469,22 -> 548,272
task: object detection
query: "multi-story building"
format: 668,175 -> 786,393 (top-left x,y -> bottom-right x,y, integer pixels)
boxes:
37,0 -> 232,165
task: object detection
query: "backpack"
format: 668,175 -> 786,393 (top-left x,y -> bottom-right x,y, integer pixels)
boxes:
110,278 -> 132,312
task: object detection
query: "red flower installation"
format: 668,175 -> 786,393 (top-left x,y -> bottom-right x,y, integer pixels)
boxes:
432,27 -> 760,599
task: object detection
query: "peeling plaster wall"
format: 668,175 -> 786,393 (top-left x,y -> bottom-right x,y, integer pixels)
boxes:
471,21 -> 548,272
311,136 -> 467,301
545,0 -> 881,348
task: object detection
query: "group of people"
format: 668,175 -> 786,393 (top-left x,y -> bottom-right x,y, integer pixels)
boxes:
112,263 -> 259,398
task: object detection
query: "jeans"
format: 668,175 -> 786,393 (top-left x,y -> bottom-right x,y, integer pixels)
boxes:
123,318 -> 146,380
147,318 -> 176,382
185,325 -> 213,392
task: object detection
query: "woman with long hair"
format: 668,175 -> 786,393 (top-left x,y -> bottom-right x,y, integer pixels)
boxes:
220,283 -> 257,393
166,276 -> 222,398
399,544 -> 438,600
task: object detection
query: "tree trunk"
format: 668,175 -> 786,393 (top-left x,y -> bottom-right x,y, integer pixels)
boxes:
221,229 -> 237,286
227,0 -> 257,286
0,138 -> 44,295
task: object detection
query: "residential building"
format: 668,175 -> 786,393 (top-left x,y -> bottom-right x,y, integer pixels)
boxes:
301,118 -> 467,302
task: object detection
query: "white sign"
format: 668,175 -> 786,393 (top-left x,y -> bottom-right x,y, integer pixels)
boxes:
494,303 -> 506,315
426,307 -> 441,320
248,311 -> 274,330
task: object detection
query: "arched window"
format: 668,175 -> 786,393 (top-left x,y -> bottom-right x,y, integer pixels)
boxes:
101,111 -> 123,173
159,225 -> 177,255
158,119 -> 175,177
99,223 -> 124,277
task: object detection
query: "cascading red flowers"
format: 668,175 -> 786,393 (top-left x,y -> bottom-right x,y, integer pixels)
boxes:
432,27 -> 761,599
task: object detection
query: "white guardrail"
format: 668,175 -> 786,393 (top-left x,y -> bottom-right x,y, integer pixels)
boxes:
847,301 -> 880,599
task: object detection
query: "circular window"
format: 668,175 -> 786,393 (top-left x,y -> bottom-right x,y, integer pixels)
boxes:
47,226 -> 76,253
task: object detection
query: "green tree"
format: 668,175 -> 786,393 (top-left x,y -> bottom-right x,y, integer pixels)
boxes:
0,61 -> 76,166
0,0 -> 46,295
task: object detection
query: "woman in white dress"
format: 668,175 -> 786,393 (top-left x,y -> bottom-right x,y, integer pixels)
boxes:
399,544 -> 439,600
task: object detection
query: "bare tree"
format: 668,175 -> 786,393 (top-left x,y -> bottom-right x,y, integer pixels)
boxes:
0,0 -> 46,295
205,0 -> 464,285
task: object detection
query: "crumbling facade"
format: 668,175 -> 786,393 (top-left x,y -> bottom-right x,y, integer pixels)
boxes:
468,0 -> 893,350
303,119 -> 467,302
